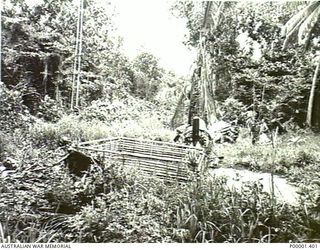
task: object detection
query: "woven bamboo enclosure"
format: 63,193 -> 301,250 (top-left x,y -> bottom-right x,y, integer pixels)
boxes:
75,137 -> 207,182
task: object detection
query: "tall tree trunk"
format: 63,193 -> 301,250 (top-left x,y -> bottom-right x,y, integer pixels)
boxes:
200,39 -> 217,126
71,0 -> 82,109
75,0 -> 84,108
306,59 -> 320,127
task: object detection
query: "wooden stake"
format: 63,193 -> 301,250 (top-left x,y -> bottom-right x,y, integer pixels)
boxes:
192,117 -> 200,146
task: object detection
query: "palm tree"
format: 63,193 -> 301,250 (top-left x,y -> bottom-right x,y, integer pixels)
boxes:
282,1 -> 320,127
171,1 -> 224,128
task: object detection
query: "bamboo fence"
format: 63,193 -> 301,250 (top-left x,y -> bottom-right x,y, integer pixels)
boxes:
76,137 -> 207,182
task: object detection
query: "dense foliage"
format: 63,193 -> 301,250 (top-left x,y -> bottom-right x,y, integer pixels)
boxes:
1,0 -> 173,114
1,0 -> 320,244
172,1 -> 320,130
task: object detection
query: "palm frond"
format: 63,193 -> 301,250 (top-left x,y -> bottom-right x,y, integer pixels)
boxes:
282,1 -> 320,48
202,1 -> 226,30
171,91 -> 188,128
298,4 -> 320,46
202,1 -> 213,29
282,17 -> 305,49
282,2 -> 319,36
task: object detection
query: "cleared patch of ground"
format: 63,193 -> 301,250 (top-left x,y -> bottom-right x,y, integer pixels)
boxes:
208,167 -> 299,205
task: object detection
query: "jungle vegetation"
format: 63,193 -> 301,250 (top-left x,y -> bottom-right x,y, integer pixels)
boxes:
0,0 -> 320,243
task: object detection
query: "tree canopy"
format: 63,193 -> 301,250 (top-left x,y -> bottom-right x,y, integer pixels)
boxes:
171,1 -> 320,130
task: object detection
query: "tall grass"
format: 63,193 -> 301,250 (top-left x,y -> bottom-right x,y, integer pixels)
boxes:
213,130 -> 320,177
0,215 -> 62,243
29,114 -> 175,146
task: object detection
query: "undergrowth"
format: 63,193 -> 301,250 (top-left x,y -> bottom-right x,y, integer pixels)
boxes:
1,96 -> 320,243
1,156 -> 320,243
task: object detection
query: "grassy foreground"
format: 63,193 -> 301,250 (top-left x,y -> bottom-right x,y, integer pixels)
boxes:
0,118 -> 320,243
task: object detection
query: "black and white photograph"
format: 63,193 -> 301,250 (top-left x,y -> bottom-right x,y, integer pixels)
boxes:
0,0 -> 320,246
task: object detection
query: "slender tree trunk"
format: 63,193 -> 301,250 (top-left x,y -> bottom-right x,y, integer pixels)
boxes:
42,57 -> 48,95
201,40 -> 217,126
55,56 -> 63,106
75,0 -> 84,108
55,80 -> 60,105
71,0 -> 82,109
306,59 -> 320,127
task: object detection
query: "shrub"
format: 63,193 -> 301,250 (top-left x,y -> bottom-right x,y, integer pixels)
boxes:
29,99 -> 176,146
0,83 -> 29,133
37,96 -> 64,122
